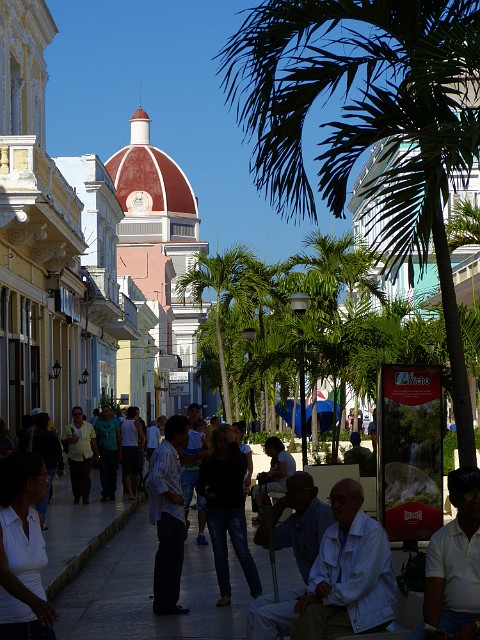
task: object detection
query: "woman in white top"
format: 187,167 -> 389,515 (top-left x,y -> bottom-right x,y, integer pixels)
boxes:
120,406 -> 145,500
251,436 -> 296,523
0,450 -> 59,639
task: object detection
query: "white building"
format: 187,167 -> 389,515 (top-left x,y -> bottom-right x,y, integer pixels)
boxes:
349,140 -> 480,309
53,154 -> 140,417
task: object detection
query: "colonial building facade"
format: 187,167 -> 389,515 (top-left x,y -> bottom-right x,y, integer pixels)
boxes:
105,108 -> 209,416
0,1 -> 87,431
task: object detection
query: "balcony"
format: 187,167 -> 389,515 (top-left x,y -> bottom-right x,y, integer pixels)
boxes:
103,293 -> 140,341
0,136 -> 87,271
81,267 -> 123,327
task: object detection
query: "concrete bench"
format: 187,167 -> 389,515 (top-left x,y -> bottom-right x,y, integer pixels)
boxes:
339,590 -> 422,640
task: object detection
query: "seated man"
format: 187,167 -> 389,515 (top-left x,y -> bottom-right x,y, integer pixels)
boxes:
343,432 -> 374,476
406,466 -> 480,640
247,471 -> 334,640
291,478 -> 396,640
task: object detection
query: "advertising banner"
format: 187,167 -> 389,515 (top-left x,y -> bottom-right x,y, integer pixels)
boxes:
380,365 -> 443,541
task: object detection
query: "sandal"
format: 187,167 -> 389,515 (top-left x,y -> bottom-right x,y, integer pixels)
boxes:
216,596 -> 231,608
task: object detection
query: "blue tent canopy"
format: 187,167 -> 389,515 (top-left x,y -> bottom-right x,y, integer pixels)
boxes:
275,399 -> 340,436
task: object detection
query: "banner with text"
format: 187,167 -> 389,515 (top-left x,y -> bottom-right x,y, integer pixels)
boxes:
380,365 -> 443,542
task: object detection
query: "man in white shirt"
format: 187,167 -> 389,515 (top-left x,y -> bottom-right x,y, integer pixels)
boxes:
406,466 -> 480,640
291,478 -> 396,640
149,414 -> 189,616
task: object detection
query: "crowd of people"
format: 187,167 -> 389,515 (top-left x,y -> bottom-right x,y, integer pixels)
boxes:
3,401 -> 480,640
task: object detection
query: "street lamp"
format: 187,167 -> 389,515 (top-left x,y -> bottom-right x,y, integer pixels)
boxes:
288,293 -> 310,468
242,328 -> 257,430
79,369 -> 90,385
49,360 -> 62,381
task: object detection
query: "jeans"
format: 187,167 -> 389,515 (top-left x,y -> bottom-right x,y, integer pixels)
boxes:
98,447 -> 118,499
407,610 -> 480,640
180,468 -> 206,509
0,620 -> 57,640
153,512 -> 186,611
206,505 -> 262,599
36,468 -> 56,521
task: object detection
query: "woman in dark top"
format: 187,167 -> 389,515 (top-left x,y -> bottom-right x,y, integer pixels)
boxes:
197,424 -> 262,608
31,414 -> 63,529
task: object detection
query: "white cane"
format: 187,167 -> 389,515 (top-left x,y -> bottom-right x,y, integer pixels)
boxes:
261,505 -> 280,604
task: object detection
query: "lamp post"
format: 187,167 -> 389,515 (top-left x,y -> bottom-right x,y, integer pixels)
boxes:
49,360 -> 62,381
79,369 -> 90,385
242,328 -> 257,430
288,293 -> 310,468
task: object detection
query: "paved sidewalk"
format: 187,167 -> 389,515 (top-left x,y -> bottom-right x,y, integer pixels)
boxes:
41,466 -> 145,600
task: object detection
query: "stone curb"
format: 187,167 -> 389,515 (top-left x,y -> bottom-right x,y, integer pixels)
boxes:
45,493 -> 146,601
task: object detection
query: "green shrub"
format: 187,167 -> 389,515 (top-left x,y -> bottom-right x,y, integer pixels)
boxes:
245,430 -> 291,445
443,430 -> 480,475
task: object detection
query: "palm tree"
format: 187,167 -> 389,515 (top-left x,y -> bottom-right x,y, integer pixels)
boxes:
446,198 -> 480,252
176,245 -> 268,424
219,0 -> 480,465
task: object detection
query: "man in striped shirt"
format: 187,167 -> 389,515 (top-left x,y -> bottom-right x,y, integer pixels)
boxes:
149,414 -> 190,616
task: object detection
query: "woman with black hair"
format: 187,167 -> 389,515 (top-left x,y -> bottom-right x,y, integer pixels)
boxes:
251,435 -> 296,524
0,451 -> 59,639
31,414 -> 63,529
198,424 -> 262,607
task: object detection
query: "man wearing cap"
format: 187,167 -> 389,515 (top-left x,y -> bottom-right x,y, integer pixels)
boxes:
406,466 -> 480,640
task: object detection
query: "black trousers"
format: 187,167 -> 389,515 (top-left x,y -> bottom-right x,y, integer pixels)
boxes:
153,512 -> 186,611
98,447 -> 118,499
68,457 -> 92,502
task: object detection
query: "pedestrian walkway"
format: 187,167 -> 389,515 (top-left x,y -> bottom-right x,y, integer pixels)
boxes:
41,466 -> 145,600
42,467 -> 423,639
51,501 -> 303,640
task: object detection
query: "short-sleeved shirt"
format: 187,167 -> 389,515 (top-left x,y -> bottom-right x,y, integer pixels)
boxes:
0,507 -> 48,622
182,429 -> 205,470
94,419 -> 119,451
64,421 -> 96,462
146,426 -> 160,449
426,518 -> 480,613
273,498 -> 335,584
275,450 -> 297,488
240,443 -> 252,455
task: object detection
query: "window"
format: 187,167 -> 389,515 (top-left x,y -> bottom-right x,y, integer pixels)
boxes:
171,223 -> 195,238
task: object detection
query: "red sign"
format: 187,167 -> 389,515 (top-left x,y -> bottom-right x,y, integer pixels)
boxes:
380,365 -> 443,542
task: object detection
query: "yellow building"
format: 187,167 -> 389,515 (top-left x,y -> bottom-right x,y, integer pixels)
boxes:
0,1 -> 87,431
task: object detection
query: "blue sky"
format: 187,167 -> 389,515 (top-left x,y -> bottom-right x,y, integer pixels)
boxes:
45,1 -> 352,264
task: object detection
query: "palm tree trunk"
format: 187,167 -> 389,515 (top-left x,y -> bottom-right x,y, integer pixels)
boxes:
260,389 -> 266,432
431,207 -> 476,466
215,303 -> 232,424
353,396 -> 359,433
234,389 -> 239,422
289,375 -> 300,452
311,379 -> 318,445
331,375 -> 340,464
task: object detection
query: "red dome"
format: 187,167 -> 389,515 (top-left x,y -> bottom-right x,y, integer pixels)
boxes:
105,144 -> 197,216
131,107 -> 150,120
